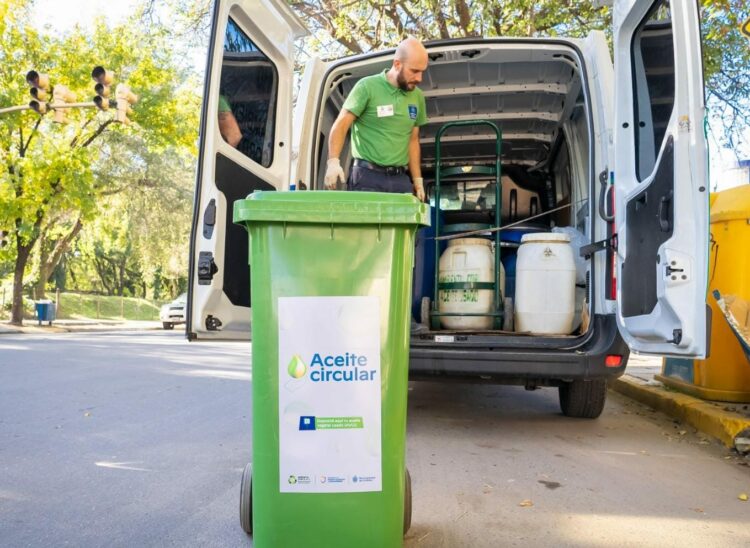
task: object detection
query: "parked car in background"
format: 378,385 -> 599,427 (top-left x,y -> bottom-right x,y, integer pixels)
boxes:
160,293 -> 187,330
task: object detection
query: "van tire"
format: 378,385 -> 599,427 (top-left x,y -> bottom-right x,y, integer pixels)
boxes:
559,380 -> 607,418
162,322 -> 174,330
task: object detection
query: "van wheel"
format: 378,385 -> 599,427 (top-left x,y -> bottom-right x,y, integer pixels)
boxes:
239,463 -> 252,535
559,380 -> 607,418
403,468 -> 412,535
162,322 -> 174,330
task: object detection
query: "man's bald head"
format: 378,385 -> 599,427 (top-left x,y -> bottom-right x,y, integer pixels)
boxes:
391,37 -> 428,91
395,37 -> 428,64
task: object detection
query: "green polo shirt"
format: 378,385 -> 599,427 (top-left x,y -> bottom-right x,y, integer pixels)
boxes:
342,70 -> 428,167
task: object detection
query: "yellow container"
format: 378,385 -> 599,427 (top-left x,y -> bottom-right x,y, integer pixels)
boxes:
658,185 -> 750,402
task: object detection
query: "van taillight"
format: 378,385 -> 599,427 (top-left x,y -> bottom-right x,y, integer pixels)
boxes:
605,354 -> 623,367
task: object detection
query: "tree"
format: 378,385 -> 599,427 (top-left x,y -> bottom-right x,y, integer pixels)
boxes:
701,0 -> 750,156
291,0 -> 609,58
163,0 -> 749,153
290,0 -> 749,152
0,0 -> 198,324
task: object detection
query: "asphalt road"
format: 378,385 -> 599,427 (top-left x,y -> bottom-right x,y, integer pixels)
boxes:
1,331 -> 748,547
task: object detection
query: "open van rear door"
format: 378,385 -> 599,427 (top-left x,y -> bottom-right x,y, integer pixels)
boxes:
292,57 -> 330,189
612,0 -> 709,357
187,0 -> 306,340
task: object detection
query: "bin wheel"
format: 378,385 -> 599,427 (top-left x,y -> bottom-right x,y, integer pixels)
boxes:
403,467 -> 412,535
239,463 -> 253,535
162,322 -> 174,330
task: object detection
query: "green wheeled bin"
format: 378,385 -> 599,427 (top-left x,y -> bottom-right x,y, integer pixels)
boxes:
234,190 -> 429,548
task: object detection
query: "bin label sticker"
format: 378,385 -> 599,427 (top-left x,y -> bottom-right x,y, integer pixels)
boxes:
278,296 -> 382,493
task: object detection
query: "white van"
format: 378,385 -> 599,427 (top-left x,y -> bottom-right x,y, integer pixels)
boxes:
188,0 -> 710,418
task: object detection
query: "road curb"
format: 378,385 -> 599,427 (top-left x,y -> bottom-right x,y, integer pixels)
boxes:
611,375 -> 750,450
0,322 -> 162,335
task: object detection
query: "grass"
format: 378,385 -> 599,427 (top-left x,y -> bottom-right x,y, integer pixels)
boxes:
55,292 -> 168,321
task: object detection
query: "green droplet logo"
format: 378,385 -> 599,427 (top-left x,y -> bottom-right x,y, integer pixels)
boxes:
287,355 -> 307,379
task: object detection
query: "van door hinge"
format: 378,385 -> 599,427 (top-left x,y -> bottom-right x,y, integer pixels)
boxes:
197,251 -> 218,285
580,234 -> 618,259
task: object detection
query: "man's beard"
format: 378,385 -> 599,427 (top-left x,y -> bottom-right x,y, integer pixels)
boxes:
397,68 -> 413,91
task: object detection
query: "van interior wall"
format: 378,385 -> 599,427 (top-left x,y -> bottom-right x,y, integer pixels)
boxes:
314,46 -> 592,336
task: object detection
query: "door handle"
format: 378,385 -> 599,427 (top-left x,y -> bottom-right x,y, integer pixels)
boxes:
658,191 -> 672,232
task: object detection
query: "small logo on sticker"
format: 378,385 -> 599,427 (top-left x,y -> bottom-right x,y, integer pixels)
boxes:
288,475 -> 297,484
287,354 -> 307,378
299,416 -> 316,430
408,104 -> 417,120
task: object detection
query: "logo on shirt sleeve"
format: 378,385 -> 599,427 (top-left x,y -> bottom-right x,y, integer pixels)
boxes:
408,104 -> 417,120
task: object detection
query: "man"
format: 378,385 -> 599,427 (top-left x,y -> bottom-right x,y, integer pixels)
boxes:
324,37 -> 429,201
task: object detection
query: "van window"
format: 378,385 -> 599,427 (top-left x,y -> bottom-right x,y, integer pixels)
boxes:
218,18 -> 278,167
631,0 -> 675,181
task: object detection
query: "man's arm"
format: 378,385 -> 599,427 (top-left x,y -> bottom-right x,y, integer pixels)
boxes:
218,110 -> 242,148
408,126 -> 425,201
324,109 -> 357,189
328,110 -> 357,160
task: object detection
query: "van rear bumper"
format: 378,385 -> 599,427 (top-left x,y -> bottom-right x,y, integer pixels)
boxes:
408,314 -> 629,385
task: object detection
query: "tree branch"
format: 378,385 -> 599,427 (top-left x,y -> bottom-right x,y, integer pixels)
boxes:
291,2 -> 364,54
454,0 -> 476,36
70,117 -> 95,148
432,1 -> 451,39
80,120 -> 114,148
21,118 -> 43,155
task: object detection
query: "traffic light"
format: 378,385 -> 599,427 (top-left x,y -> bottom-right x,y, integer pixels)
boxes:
0,230 -> 7,248
26,70 -> 50,115
115,83 -> 137,124
51,84 -> 76,123
91,66 -> 114,111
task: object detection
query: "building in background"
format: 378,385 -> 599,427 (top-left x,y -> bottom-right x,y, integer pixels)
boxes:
722,159 -> 750,189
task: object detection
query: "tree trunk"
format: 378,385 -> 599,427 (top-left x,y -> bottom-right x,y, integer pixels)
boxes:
35,243 -> 50,300
11,242 -> 34,325
34,218 -> 83,300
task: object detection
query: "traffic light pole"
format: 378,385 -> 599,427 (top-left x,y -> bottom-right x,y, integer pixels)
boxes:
0,105 -> 32,115
0,101 -> 111,117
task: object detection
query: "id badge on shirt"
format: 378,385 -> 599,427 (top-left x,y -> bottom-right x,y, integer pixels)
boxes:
377,104 -> 394,117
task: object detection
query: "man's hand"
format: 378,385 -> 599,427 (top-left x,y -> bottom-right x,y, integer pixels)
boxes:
324,158 -> 346,189
412,177 -> 425,202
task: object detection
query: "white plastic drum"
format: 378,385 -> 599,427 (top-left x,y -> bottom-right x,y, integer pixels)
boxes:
438,238 -> 505,330
515,233 -> 576,335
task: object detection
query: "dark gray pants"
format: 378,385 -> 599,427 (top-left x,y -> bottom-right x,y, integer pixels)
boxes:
347,165 -> 412,194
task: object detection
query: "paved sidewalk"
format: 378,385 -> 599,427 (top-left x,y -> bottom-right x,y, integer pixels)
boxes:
612,354 -> 750,453
0,319 -> 163,335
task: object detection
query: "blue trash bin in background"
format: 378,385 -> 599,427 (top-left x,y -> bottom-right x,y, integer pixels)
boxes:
35,300 -> 56,326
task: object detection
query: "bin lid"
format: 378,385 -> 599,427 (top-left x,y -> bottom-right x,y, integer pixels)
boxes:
710,185 -> 750,223
234,191 -> 430,226
520,232 -> 571,244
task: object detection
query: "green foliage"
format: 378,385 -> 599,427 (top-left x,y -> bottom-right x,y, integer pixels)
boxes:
700,0 -> 750,152
0,0 -> 200,322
